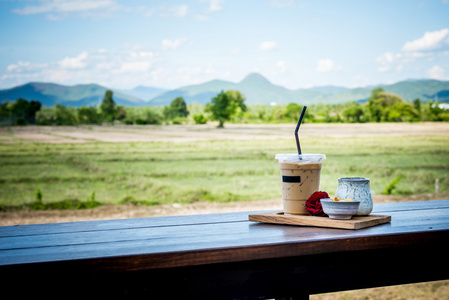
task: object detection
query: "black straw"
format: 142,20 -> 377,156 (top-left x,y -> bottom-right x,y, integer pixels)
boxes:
295,106 -> 307,155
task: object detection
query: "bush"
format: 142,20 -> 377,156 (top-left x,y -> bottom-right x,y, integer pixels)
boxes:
193,114 -> 208,124
78,106 -> 101,124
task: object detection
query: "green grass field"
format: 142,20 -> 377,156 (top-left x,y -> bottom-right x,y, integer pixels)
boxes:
0,127 -> 447,209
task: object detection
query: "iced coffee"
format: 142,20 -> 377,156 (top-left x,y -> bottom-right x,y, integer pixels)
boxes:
275,154 -> 325,215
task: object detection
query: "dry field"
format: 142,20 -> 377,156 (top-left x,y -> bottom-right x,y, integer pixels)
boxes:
2,122 -> 449,144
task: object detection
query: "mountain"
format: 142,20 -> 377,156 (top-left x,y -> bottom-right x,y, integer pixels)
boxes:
151,74 -> 449,106
1,75 -> 449,107
150,73 -> 299,106
0,82 -> 146,107
306,85 -> 350,94
150,73 -> 361,106
148,78 -> 238,106
380,79 -> 449,102
118,86 -> 169,102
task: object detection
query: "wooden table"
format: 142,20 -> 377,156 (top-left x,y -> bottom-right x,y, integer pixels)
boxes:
1,200 -> 449,299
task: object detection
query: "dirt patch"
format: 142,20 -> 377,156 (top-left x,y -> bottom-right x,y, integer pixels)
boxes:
2,122 -> 448,144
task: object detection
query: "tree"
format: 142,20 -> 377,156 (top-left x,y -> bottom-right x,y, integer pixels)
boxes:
367,88 -> 384,122
284,103 -> 302,122
100,90 -> 116,122
342,102 -> 364,123
135,108 -> 162,125
163,97 -> 189,120
366,88 -> 418,122
116,105 -> 127,121
8,98 -> 42,125
78,106 -> 100,124
284,103 -> 311,122
54,104 -> 77,125
205,90 -> 247,128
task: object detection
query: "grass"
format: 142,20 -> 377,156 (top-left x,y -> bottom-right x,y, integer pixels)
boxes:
311,279 -> 449,300
0,133 -> 448,209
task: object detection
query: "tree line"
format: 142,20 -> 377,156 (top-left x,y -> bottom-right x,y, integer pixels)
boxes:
1,88 -> 448,127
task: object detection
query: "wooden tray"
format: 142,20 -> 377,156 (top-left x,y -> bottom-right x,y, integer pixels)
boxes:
249,211 -> 391,230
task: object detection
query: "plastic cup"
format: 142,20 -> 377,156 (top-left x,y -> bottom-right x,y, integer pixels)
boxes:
275,154 -> 326,215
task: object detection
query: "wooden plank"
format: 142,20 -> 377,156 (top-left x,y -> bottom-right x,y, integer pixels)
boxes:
2,208 -> 449,269
4,206 -> 447,254
249,211 -> 391,230
1,200 -> 447,238
372,199 -> 449,213
0,201 -> 448,273
0,210 -> 254,237
1,206 -> 448,255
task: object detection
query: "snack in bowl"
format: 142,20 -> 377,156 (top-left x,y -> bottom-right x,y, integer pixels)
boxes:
321,198 -> 360,220
332,197 -> 354,202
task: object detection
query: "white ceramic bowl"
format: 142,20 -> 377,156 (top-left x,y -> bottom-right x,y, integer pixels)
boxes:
321,199 -> 361,220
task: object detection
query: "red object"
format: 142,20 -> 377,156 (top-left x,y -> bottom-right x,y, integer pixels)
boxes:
305,191 -> 329,216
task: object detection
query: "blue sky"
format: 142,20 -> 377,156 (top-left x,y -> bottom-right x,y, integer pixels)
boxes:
1,0 -> 449,90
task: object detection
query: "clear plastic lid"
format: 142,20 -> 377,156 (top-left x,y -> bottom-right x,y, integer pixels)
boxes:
275,153 -> 326,164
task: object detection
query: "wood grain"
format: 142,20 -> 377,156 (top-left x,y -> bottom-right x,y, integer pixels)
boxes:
248,211 -> 391,229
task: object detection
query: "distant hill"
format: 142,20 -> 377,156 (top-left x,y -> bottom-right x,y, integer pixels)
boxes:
0,82 -> 146,107
306,85 -> 350,94
118,86 -> 169,102
1,75 -> 448,107
150,73 -> 449,106
150,73 -> 298,105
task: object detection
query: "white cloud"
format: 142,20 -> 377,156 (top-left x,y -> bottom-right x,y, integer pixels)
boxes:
118,61 -> 152,73
162,38 -> 187,50
276,61 -> 286,73
259,41 -> 277,51
144,8 -> 157,18
58,52 -> 88,69
427,65 -> 445,80
317,59 -> 333,72
7,61 -> 32,72
0,46 -> 234,90
129,51 -> 154,58
376,29 -> 449,74
376,52 -> 403,72
1,47 -> 160,89
269,0 -> 305,8
376,52 -> 395,64
144,5 -> 189,18
200,0 -> 224,13
402,28 -> 449,52
165,5 -> 188,17
13,0 -> 121,18
172,64 -> 230,86
317,59 -> 341,72
196,1 -> 223,20
177,66 -> 202,76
